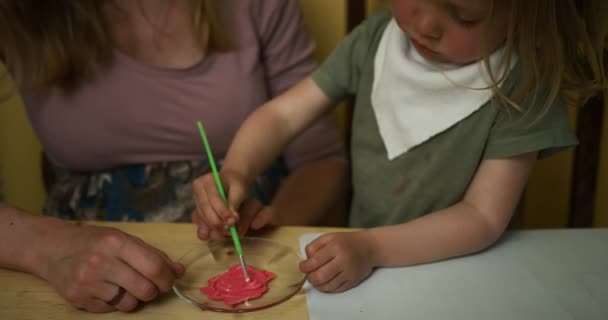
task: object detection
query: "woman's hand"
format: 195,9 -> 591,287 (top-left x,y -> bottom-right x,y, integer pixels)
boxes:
299,231 -> 378,293
39,224 -> 184,313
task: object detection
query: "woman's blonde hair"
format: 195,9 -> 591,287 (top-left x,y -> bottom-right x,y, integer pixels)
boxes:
485,0 -> 607,113
0,0 -> 233,92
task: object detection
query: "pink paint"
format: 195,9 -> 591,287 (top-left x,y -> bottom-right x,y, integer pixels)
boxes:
200,265 -> 275,305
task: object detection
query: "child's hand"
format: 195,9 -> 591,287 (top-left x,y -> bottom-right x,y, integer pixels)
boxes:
299,231 -> 377,293
192,198 -> 278,240
192,171 -> 278,240
192,171 -> 247,235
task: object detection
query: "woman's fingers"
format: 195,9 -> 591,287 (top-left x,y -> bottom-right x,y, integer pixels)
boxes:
106,286 -> 140,312
115,240 -> 178,296
79,298 -> 115,313
102,258 -> 159,302
129,235 -> 185,277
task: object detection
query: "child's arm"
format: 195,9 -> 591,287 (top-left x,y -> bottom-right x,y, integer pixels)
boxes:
193,77 -> 336,229
224,76 -> 336,190
367,152 -> 536,266
300,152 -> 536,292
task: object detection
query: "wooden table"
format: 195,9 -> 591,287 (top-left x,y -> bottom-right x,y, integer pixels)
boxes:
3,223 -> 607,319
0,223 -> 347,320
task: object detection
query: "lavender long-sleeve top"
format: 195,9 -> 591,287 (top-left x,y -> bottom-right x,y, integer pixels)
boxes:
23,0 -> 345,172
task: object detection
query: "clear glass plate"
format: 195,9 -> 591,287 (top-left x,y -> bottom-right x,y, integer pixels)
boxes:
172,237 -> 306,313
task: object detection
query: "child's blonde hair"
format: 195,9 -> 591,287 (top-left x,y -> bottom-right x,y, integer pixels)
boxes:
0,0 -> 233,92
485,0 -> 607,112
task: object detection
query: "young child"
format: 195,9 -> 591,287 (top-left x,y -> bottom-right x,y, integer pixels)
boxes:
193,0 -> 607,293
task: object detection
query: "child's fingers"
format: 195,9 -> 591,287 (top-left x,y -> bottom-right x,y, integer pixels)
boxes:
314,269 -> 347,293
225,176 -> 248,222
307,256 -> 343,288
299,245 -> 335,274
192,209 -> 211,240
191,210 -> 200,224
250,207 -> 274,231
192,178 -> 224,229
332,280 -> 352,293
201,176 -> 234,225
236,198 -> 263,235
236,218 -> 251,237
305,233 -> 334,258
196,219 -> 210,240
208,228 -> 225,240
197,190 -> 224,229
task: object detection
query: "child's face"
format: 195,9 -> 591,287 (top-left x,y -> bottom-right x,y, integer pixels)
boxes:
392,0 -> 508,64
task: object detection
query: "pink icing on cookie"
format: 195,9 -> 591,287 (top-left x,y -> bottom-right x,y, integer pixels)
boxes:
200,265 -> 275,305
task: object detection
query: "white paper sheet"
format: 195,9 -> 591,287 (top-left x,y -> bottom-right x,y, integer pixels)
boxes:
299,230 -> 608,320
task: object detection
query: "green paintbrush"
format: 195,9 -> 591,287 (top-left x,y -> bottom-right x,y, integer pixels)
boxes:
197,121 -> 250,281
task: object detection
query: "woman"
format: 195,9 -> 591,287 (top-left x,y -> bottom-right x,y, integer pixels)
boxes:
0,0 -> 347,312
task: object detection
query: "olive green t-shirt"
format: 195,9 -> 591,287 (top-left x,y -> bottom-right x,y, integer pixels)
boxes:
313,12 -> 578,228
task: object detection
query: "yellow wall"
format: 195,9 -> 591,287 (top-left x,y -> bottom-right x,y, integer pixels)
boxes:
299,0 -> 350,140
367,0 -> 390,13
299,1 -> 346,64
0,66 -> 46,213
523,132 -> 575,227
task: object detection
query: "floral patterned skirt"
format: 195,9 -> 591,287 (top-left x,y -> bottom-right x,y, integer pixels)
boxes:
43,160 -> 285,222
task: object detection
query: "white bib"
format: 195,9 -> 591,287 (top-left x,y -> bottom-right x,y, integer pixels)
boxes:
371,19 -> 515,160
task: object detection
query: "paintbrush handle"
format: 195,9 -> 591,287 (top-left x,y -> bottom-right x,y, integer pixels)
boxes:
197,121 -> 246,258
